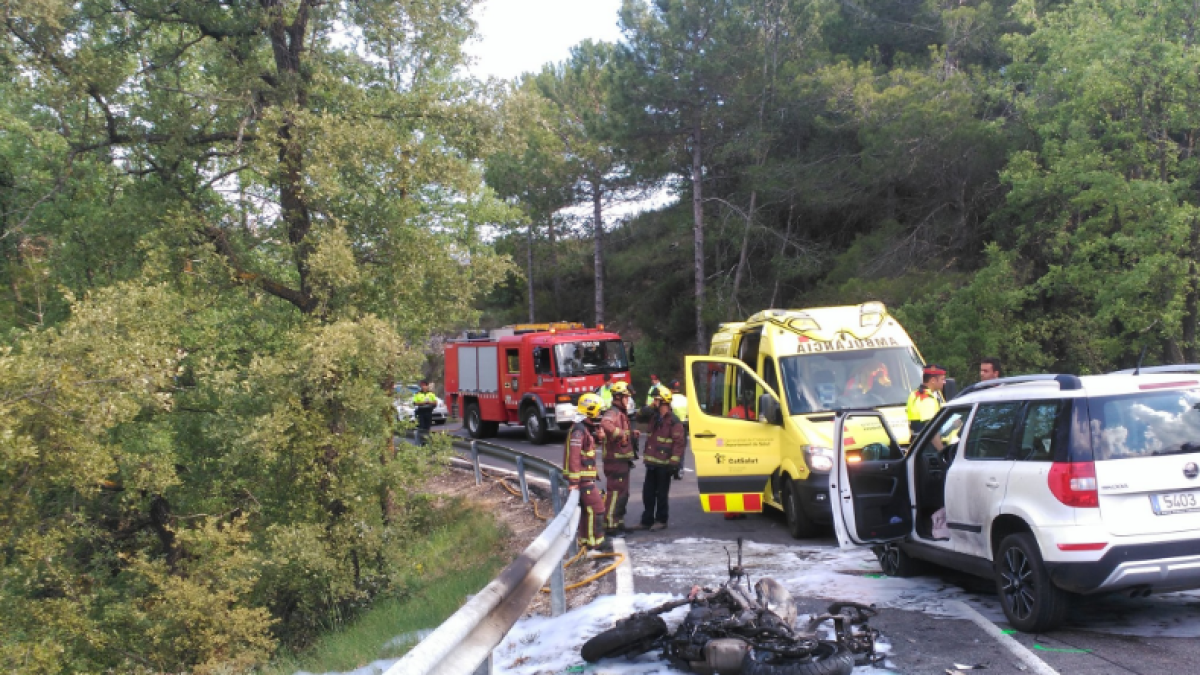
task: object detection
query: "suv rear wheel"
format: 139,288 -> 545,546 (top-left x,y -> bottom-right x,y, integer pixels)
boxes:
994,532 -> 1070,632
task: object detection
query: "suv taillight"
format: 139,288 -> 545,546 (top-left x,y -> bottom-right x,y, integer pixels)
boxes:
1048,461 -> 1098,508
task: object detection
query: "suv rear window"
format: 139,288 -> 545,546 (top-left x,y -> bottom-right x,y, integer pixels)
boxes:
1087,389 -> 1200,460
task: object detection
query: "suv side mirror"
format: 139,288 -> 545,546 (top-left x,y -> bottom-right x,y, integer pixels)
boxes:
944,377 -> 960,400
759,395 -> 783,425
626,342 -> 636,365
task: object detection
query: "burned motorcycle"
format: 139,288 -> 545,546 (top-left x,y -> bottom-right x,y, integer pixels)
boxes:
581,539 -> 882,675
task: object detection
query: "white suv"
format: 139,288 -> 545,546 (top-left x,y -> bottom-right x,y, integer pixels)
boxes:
829,367 -> 1200,632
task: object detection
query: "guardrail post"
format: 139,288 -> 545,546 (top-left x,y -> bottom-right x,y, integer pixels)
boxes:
515,456 -> 529,503
550,471 -> 562,514
471,441 -> 482,486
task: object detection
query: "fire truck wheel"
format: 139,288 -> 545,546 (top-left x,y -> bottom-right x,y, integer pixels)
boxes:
465,402 -> 485,439
523,406 -> 548,444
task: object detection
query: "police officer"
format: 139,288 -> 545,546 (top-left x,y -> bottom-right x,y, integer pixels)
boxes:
597,373 -> 614,410
599,382 -> 639,535
413,380 -> 437,435
669,379 -> 689,433
906,365 -> 947,434
645,374 -> 667,406
565,393 -> 609,552
629,389 -> 686,532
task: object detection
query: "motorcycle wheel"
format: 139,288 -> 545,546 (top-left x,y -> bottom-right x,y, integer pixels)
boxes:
742,641 -> 855,675
580,614 -> 668,663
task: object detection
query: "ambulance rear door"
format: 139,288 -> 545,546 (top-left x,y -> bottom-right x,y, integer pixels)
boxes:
685,356 -> 785,513
830,410 -> 912,549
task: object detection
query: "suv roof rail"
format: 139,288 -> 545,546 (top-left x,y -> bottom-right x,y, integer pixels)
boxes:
1110,364 -> 1200,375
956,374 -> 1082,398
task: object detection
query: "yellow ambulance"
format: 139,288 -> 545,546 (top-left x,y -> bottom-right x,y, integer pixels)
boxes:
684,302 -> 926,537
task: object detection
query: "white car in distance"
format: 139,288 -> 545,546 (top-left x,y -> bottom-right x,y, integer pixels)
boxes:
394,384 -> 448,425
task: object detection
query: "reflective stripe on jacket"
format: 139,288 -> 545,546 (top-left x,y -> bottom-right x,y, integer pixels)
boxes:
563,421 -> 599,485
643,411 -> 685,466
599,407 -> 635,462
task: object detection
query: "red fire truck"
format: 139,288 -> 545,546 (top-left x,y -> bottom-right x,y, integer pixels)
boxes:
444,323 -> 632,444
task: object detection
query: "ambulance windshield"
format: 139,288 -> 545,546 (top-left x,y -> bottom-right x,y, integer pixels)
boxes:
779,347 -> 924,414
554,340 -> 628,376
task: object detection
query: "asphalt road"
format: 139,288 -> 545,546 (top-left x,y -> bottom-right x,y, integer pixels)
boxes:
443,422 -> 1200,675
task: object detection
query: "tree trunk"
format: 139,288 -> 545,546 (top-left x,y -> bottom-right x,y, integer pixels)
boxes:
692,115 -> 707,353
1185,218 -> 1200,362
731,189 -> 757,318
548,215 -> 560,315
770,198 -> 795,308
593,181 -> 605,325
527,221 -> 536,322
266,0 -> 317,315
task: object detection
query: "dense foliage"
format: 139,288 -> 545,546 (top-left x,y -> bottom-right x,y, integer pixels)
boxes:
1,0 -> 513,672
482,0 -> 1200,383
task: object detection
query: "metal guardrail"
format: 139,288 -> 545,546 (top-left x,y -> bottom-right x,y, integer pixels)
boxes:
391,429 -> 579,675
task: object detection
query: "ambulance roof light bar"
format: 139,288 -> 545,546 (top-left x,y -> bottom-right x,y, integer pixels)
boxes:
860,301 -> 887,327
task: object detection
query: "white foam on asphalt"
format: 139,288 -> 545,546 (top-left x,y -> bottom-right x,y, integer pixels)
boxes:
493,591 -> 896,675
634,537 -> 1200,638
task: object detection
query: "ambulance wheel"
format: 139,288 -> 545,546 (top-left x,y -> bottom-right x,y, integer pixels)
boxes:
783,479 -> 819,539
523,406 -> 548,445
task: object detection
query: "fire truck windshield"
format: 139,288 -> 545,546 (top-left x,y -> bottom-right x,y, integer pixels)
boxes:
554,340 -> 628,376
778,347 -> 924,414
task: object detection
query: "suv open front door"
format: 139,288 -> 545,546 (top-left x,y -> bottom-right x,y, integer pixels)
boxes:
685,356 -> 785,514
830,410 -> 912,549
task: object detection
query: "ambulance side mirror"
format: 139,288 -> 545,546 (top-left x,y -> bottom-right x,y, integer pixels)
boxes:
759,395 -> 783,426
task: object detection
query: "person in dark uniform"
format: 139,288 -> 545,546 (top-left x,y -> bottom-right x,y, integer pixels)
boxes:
628,389 -> 686,532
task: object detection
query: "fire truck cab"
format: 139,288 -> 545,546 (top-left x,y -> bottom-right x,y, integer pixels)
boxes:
684,303 -> 929,537
444,323 -> 632,444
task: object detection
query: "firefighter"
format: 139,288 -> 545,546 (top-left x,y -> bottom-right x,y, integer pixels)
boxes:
413,380 -> 437,436
906,364 -> 947,434
600,381 -> 639,534
629,389 -> 686,532
565,393 -> 609,551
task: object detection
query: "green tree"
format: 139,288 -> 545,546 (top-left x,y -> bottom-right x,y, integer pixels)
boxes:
986,0 -> 1200,371
1,1 -> 515,671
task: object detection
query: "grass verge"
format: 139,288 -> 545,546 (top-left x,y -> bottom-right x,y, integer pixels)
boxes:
260,496 -> 508,674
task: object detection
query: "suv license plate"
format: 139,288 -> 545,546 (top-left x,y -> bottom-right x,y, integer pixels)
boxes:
1151,491 -> 1200,515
